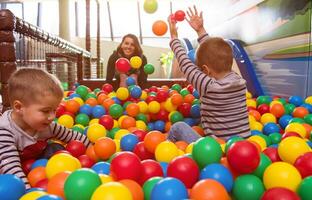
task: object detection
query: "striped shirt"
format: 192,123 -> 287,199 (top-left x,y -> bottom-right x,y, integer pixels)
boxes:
170,34 -> 250,140
0,110 -> 91,189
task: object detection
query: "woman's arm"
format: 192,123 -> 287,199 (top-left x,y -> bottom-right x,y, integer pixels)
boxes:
138,55 -> 148,88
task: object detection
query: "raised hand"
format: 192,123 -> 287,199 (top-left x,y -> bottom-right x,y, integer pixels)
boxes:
186,5 -> 206,36
168,14 -> 178,39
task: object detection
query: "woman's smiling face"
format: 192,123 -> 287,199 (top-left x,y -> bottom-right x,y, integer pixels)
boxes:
120,37 -> 136,58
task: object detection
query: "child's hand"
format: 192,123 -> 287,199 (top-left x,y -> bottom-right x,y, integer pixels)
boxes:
186,6 -> 206,35
168,14 -> 178,39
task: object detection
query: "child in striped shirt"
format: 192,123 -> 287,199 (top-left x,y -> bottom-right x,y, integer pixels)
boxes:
0,68 -> 91,189
167,6 -> 250,143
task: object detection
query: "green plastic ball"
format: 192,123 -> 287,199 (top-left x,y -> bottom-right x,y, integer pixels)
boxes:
64,168 -> 102,200
179,88 -> 190,97
304,114 -> 312,125
109,104 -> 123,119
171,84 -> 182,92
298,176 -> 312,200
258,134 -> 271,146
289,117 -> 305,124
75,85 -> 88,98
136,113 -> 148,123
143,0 -> 158,14
232,175 -> 265,200
85,93 -> 97,100
252,153 -> 272,179
75,113 -> 90,127
72,125 -> 84,134
144,63 -> 155,74
107,127 -> 120,139
268,132 -> 282,144
170,111 -> 184,123
143,177 -> 163,200
256,96 -> 271,105
284,103 -> 296,115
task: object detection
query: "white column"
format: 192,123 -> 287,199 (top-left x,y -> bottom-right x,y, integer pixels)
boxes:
59,0 -> 71,41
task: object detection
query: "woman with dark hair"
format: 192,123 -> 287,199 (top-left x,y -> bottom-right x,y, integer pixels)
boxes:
106,34 -> 148,88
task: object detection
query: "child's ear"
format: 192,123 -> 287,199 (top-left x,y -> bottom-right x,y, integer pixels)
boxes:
12,100 -> 23,113
202,65 -> 210,75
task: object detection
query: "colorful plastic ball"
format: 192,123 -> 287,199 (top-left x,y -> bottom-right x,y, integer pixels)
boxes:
232,175 -> 265,200
294,152 -> 312,178
37,195 -> 63,200
298,176 -> 312,200
268,132 -> 282,144
139,159 -> 164,185
75,85 -> 88,98
263,147 -> 281,162
131,86 -> 142,98
116,87 -> 129,100
256,96 -> 272,105
110,152 -> 143,182
252,153 -> 272,179
126,76 -> 136,86
58,114 -> 74,128
91,161 -> 111,175
247,135 -> 267,151
262,122 -> 280,136
190,179 -> 230,200
98,115 -> 114,130
119,179 -> 144,200
153,120 -> 165,132
188,49 -> 196,63
293,106 -> 309,118
285,122 -> 307,138
260,113 -> 277,124
148,101 -> 160,113
171,84 -> 182,92
227,140 -> 260,174
155,141 -> 179,163
0,174 -> 26,200
46,153 -> 81,179
174,10 -> 185,21
269,103 -> 285,118
94,137 -> 116,160
20,191 -> 47,200
263,161 -> 302,191
65,140 -> 86,158
289,95 -> 304,106
143,0 -> 158,14
130,56 -> 143,69
109,104 -> 124,119
151,177 -> 188,200
167,156 -> 199,188
199,163 -> 233,192
115,58 -> 131,73
121,134 -> 139,151
143,63 -> 155,74
143,131 -> 166,153
87,123 -> 107,143
279,114 -> 293,129
65,99 -> 80,114
152,20 -> 168,36
133,142 -> 154,160
190,104 -> 201,118
278,136 -> 311,164
169,111 -> 184,123
91,105 -> 106,118
143,177 -> 163,200
102,83 -> 113,93
261,187 -> 300,200
192,137 -> 223,169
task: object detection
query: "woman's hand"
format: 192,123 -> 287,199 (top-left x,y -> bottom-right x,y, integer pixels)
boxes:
186,5 -> 206,36
119,73 -> 128,87
168,14 -> 178,39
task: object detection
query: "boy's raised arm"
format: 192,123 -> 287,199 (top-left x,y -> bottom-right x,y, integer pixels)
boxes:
186,6 -> 207,37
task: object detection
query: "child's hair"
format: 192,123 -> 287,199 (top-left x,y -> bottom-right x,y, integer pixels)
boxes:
196,37 -> 233,73
8,68 -> 64,105
117,34 -> 143,57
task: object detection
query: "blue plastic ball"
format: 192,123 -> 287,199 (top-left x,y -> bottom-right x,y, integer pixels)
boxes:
289,95 -> 304,107
154,120 -> 165,132
111,97 -> 122,105
263,122 -> 280,135
251,130 -> 262,135
37,195 -> 63,200
69,93 -> 81,99
187,49 -> 196,63
300,103 -> 312,113
126,77 -> 136,86
190,104 -> 201,118
130,86 -> 142,99
120,134 -> 139,151
159,162 -> 168,176
278,114 -> 293,129
147,122 -> 154,131
200,163 -> 234,192
91,162 -> 110,175
91,105 -> 106,118
193,90 -> 199,99
151,177 -> 188,200
0,174 -> 26,200
79,104 -> 93,116
31,159 -> 48,169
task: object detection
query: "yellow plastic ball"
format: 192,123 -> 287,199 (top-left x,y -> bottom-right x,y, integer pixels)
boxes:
269,100 -> 283,107
178,149 -> 185,156
108,92 -> 116,98
99,174 -> 114,184
116,87 -> 129,101
278,136 -> 311,164
246,91 -> 252,99
113,120 -> 118,128
260,113 -> 277,124
58,114 -> 74,128
46,153 -> 81,179
115,129 -> 129,140
263,161 -> 302,191
130,56 -> 142,69
91,182 -> 132,200
164,98 -> 177,112
249,115 -> 256,122
140,91 -> 148,100
114,139 -> 121,152
73,124 -> 85,130
118,116 -> 128,127
63,91 -> 70,98
89,118 -> 99,125
246,99 -> 257,108
185,142 -> 194,154
136,120 -> 147,130
87,123 -> 106,143
148,101 -> 161,113
250,121 -> 263,132
247,135 -> 267,151
221,143 -> 226,153
155,141 -> 179,162
285,122 -> 307,138
73,97 -> 84,106
137,101 -> 148,113
20,191 -> 47,200
305,96 -> 312,105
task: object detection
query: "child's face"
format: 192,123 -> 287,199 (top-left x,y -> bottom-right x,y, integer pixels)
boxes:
121,37 -> 136,57
17,93 -> 62,133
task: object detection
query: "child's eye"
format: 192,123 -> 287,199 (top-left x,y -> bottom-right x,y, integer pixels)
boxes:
41,110 -> 50,113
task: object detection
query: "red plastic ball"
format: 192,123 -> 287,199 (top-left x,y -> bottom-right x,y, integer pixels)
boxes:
257,104 -> 270,115
115,58 -> 131,73
281,132 -> 301,140
178,103 -> 191,117
261,187 -> 300,200
186,84 -> 194,93
35,178 -> 49,190
156,109 -> 169,121
21,159 -> 36,175
167,156 -> 199,188
102,83 -> 114,93
174,10 -> 185,21
263,147 -> 281,162
133,130 -> 148,142
110,152 -> 143,182
99,115 -> 114,130
145,95 -> 157,104
139,159 -> 163,185
294,152 -> 312,178
133,142 -> 154,160
65,140 -> 86,158
56,105 -> 66,118
156,90 -> 169,102
78,154 -> 96,168
227,140 -> 260,174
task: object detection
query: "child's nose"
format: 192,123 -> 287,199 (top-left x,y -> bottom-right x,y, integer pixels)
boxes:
48,112 -> 56,121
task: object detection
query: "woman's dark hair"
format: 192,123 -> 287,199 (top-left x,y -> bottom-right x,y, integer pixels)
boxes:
117,34 -> 143,58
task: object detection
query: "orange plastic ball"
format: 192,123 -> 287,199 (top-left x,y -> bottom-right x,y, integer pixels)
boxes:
85,97 -> 98,107
65,99 -> 80,113
184,94 -> 195,104
47,171 -> 71,198
175,141 -> 188,151
85,145 -> 100,162
119,179 -> 144,200
248,109 -> 261,121
292,107 -> 309,118
192,126 -> 205,137
121,116 -> 136,129
94,137 -> 116,160
171,94 -> 183,106
269,103 -> 285,118
97,93 -> 108,104
102,98 -> 115,110
143,130 -> 167,153
27,166 -> 47,187
190,179 -> 230,200
152,20 -> 168,36
126,103 -> 140,117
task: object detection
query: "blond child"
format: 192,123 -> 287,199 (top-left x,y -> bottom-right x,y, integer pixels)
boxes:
167,6 -> 250,143
0,68 -> 91,189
